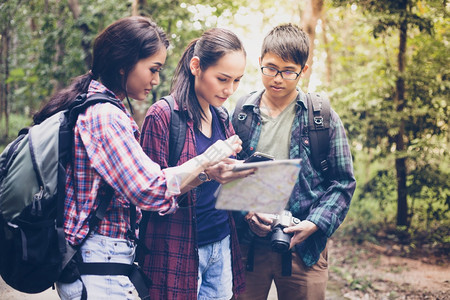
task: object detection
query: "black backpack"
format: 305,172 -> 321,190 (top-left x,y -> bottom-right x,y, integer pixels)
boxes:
232,92 -> 331,176
158,93 -> 331,173
0,93 -> 150,298
136,95 -> 190,267
160,95 -> 233,167
162,95 -> 187,167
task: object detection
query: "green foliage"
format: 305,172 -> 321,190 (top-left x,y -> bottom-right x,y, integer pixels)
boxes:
360,169 -> 397,216
1,0 -> 246,119
1,0 -> 132,117
0,113 -> 32,153
324,0 -> 449,237
322,1 -> 449,257
1,0 -> 448,255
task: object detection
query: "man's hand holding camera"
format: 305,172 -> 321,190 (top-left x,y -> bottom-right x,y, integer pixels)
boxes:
245,211 -> 319,252
283,219 -> 318,250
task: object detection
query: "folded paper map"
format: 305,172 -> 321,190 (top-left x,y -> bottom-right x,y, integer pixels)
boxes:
215,159 -> 301,214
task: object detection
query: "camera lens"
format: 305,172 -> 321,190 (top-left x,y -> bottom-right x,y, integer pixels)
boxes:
270,226 -> 291,253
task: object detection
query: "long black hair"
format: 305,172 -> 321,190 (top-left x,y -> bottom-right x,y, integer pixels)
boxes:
33,16 -> 169,124
170,28 -> 246,128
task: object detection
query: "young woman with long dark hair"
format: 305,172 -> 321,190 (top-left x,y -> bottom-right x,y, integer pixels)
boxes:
139,28 -> 251,300
34,16 -> 242,299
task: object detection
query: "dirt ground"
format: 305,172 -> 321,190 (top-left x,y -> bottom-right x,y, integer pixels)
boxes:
1,237 -> 449,299
326,237 -> 450,300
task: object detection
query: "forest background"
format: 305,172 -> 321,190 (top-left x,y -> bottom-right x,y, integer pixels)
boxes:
0,0 -> 448,298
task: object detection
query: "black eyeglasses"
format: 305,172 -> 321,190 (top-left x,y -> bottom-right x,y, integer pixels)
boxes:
260,66 -> 302,80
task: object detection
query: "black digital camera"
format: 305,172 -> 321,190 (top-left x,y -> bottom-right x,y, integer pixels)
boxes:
270,210 -> 300,253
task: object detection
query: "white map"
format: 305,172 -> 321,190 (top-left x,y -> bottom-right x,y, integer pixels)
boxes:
215,159 -> 301,214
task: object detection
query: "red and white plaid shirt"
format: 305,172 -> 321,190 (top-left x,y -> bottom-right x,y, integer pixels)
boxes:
64,81 -> 179,246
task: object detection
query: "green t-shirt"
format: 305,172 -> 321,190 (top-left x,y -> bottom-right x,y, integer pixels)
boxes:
256,99 -> 297,159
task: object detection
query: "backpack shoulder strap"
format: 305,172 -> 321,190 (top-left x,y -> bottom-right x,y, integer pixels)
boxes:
306,92 -> 331,176
232,92 -> 257,158
56,94 -> 148,299
57,93 -> 122,254
67,93 -> 122,126
161,95 -> 187,167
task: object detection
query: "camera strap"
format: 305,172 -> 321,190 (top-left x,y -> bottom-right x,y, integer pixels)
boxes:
245,240 -> 255,272
281,251 -> 292,276
245,238 -> 293,276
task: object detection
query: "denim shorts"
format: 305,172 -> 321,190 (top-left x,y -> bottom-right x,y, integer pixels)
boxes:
56,233 -> 138,300
197,234 -> 233,300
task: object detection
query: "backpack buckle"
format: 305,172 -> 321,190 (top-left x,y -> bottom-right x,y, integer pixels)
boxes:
320,160 -> 329,172
238,112 -> 247,121
314,116 -> 324,127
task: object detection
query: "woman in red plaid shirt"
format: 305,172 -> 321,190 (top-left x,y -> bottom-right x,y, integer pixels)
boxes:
33,17 -> 242,300
139,28 -> 252,300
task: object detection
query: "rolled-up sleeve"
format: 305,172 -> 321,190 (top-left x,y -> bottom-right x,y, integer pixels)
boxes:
307,109 -> 356,237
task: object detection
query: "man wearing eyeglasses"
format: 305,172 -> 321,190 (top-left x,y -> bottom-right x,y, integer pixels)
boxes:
232,24 -> 356,300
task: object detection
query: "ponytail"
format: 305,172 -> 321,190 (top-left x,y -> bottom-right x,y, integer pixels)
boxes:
171,39 -> 204,127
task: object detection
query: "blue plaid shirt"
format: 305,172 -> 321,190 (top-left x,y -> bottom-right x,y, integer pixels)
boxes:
233,89 -> 356,266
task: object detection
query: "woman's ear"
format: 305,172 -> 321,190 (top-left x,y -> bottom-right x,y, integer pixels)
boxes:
190,56 -> 200,76
119,69 -> 125,75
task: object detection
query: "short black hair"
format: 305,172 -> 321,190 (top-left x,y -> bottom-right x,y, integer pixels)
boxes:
261,24 -> 310,68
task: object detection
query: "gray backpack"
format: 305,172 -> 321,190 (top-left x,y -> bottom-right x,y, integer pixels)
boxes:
0,94 -> 121,294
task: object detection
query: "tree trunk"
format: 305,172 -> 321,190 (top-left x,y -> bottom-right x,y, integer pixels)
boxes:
0,31 -> 4,122
395,16 -> 408,227
132,0 -> 146,16
68,0 -> 92,68
300,0 -> 324,86
321,14 -> 332,86
54,1 -> 66,92
1,28 -> 10,138
68,0 -> 80,19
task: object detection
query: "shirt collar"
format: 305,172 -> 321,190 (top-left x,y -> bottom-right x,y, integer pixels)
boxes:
241,88 -> 307,112
296,89 -> 308,110
241,90 -> 264,110
87,80 -> 129,115
87,80 -> 118,98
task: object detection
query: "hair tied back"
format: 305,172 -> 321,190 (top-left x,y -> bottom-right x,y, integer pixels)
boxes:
88,70 -> 98,80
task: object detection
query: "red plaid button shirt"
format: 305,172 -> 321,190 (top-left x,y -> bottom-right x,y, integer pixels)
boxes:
64,81 -> 179,246
139,97 -> 245,300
